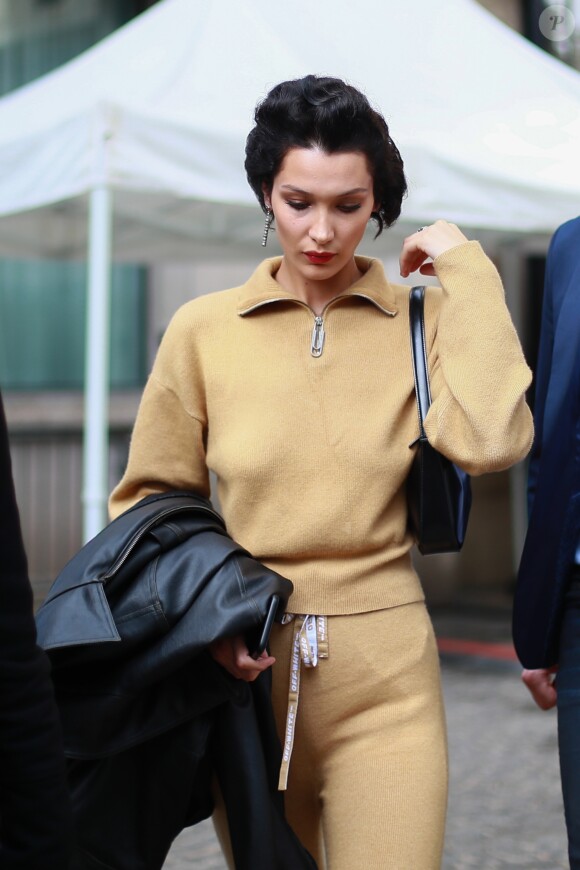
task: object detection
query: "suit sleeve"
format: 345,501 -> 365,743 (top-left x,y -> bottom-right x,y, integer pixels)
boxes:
0,394 -> 73,869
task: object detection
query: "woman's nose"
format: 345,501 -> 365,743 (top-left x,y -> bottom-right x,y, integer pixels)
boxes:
309,211 -> 334,245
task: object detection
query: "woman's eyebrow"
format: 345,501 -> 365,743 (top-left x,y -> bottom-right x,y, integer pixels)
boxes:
280,184 -> 369,195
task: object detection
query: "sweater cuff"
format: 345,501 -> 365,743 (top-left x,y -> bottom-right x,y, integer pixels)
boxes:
432,240 -> 502,297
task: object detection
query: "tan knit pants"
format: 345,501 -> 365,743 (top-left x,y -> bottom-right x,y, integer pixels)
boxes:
213,601 -> 448,870
270,601 -> 448,870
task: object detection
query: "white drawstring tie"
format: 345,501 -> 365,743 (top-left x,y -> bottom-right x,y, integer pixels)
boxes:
278,614 -> 329,790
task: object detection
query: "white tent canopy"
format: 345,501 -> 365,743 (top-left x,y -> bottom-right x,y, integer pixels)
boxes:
1,0 -> 580,253
0,0 -> 579,537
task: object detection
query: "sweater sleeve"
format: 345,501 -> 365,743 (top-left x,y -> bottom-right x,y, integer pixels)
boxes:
109,304 -> 211,519
423,240 -> 534,475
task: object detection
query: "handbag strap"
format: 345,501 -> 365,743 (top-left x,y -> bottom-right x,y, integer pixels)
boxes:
409,285 -> 431,438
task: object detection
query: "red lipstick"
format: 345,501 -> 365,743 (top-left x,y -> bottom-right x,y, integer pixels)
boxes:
304,251 -> 335,265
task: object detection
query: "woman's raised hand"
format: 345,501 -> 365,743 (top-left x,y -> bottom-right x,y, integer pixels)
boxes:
399,220 -> 469,278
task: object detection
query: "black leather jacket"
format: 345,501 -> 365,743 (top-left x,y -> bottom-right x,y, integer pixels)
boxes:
36,491 -> 316,870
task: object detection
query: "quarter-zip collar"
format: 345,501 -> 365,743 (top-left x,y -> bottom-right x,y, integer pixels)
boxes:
236,256 -> 398,318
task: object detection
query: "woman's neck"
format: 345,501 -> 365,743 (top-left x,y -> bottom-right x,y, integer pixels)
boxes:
275,257 -> 363,315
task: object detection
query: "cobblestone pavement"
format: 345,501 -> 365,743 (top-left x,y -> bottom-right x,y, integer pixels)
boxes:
163,610 -> 569,869
163,822 -> 225,870
440,655 -> 566,869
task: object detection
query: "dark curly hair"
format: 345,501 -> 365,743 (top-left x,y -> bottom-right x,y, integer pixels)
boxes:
244,75 -> 407,236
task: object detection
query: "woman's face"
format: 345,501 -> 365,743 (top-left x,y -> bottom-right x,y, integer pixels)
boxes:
265,147 -> 377,292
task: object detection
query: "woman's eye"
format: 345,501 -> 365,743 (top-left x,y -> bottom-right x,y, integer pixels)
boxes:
285,201 -> 362,213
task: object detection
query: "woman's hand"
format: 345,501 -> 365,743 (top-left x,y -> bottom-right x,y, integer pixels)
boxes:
521,666 -> 558,710
209,634 -> 276,682
399,220 -> 469,278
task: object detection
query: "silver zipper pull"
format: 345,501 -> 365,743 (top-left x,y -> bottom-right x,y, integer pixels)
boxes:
311,316 -> 325,357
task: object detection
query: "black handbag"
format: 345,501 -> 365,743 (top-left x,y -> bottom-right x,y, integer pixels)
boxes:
406,285 -> 472,555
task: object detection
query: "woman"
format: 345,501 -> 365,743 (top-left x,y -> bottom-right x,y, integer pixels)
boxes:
110,75 -> 533,869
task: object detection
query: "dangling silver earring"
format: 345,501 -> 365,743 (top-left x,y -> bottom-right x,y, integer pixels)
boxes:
261,209 -> 274,247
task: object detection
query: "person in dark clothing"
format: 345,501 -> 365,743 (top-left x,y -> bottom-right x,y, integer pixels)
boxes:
514,216 -> 580,869
0,390 -> 73,868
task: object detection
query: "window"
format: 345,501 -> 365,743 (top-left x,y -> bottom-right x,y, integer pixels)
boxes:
0,261 -> 146,389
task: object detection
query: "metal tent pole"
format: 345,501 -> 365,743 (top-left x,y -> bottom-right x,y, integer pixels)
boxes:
82,182 -> 113,542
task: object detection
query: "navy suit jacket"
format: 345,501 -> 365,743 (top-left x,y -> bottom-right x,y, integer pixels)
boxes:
513,217 -> 580,668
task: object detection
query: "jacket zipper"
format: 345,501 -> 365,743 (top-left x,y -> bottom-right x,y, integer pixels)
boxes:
309,294 -> 396,358
310,316 -> 325,357
240,294 -> 395,360
102,503 -> 223,582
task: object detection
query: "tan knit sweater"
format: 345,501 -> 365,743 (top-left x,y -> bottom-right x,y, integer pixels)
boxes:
110,241 -> 533,615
